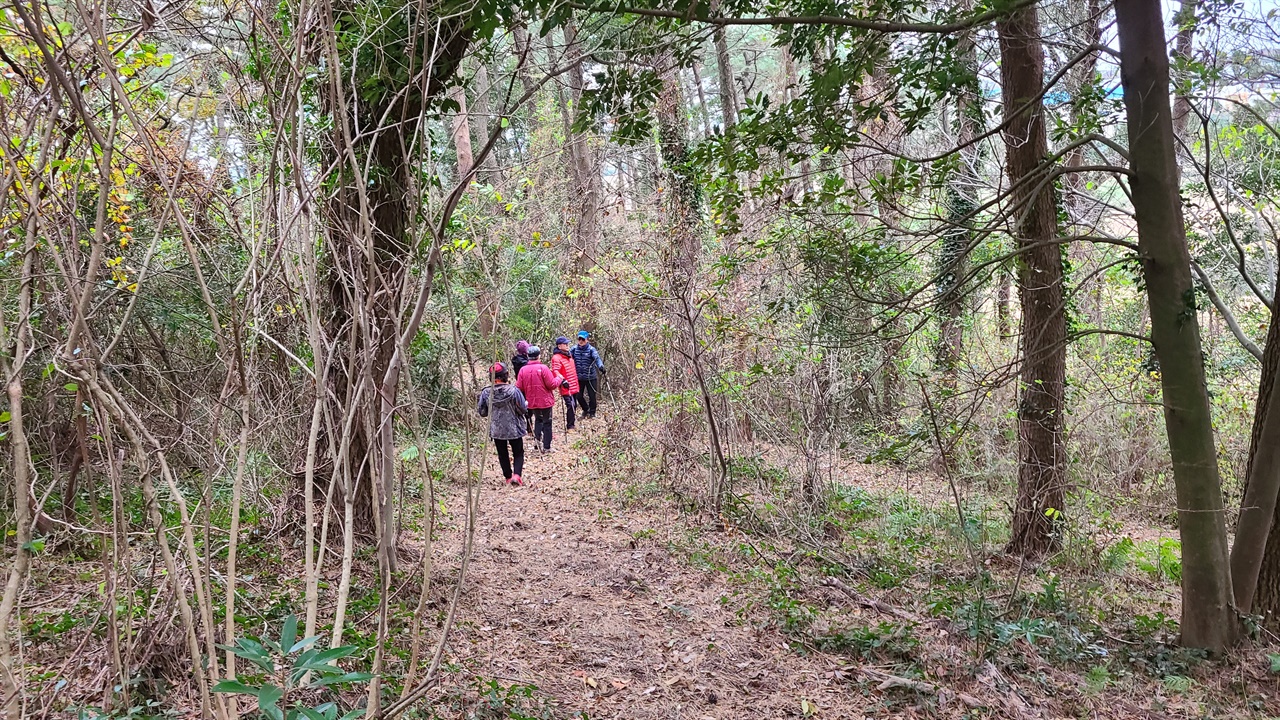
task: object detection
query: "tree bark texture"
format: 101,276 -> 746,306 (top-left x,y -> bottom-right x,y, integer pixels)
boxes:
449,85 -> 475,180
1115,0 -> 1238,651
713,26 -> 737,130
998,4 -> 1068,559
321,7 -> 471,559
937,21 -> 982,380
470,63 -> 500,184
1239,273 -> 1280,625
565,18 -> 602,275
1171,0 -> 1198,144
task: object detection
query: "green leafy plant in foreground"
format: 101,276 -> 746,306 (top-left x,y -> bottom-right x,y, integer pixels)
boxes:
214,615 -> 373,720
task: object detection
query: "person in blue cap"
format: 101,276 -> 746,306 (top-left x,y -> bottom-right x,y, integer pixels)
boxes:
570,330 -> 605,418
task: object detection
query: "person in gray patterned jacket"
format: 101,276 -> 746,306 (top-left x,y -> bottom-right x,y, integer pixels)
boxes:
477,362 -> 529,485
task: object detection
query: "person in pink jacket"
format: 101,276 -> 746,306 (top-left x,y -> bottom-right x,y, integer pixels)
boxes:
516,345 -> 566,453
551,336 -> 580,431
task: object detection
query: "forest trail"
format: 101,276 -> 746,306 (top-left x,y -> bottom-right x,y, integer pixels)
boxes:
431,412 -> 879,719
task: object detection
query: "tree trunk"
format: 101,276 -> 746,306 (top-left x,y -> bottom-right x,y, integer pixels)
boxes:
565,17 -> 601,274
713,24 -> 737,130
321,5 -> 472,562
998,3 -> 1068,558
449,85 -> 475,180
937,20 -> 982,381
0,223 -> 35,719
692,64 -> 712,138
996,266 -> 1012,336
1171,0 -> 1198,143
1115,0 -> 1239,652
1237,269 -> 1280,624
470,63 -> 499,184
1064,0 -> 1104,323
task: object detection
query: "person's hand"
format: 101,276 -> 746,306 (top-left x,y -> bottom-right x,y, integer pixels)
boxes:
598,367 -> 606,375
561,380 -> 571,389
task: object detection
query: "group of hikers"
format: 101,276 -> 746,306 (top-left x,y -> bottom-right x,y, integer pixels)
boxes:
476,331 -> 606,486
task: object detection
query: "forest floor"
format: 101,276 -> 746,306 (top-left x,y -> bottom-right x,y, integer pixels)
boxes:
23,400 -> 1280,718
417,406 -> 1280,720
429,418 -> 865,719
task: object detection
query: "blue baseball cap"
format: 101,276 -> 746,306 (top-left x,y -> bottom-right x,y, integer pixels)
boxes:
577,330 -> 590,339
555,336 -> 570,346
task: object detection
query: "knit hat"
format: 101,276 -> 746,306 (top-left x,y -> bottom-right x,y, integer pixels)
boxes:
555,336 -> 570,346
577,330 -> 590,340
515,340 -> 530,354
527,345 -> 541,358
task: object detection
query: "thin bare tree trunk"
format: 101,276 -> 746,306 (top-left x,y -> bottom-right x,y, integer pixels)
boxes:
223,389 -> 250,714
692,64 -> 712,138
712,20 -> 737,129
450,85 -> 475,180
471,63 -> 499,184
0,199 -> 36,720
1171,0 -> 1198,144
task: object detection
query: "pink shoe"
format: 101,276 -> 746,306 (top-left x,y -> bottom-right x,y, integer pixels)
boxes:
512,474 -> 524,486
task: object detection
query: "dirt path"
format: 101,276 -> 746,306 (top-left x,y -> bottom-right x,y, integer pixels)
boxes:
432,414 -> 867,719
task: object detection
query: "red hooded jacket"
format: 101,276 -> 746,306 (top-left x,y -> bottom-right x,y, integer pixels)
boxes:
516,358 -> 562,409
551,349 -> 580,396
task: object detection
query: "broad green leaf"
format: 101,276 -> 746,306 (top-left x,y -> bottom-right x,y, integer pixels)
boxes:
289,635 -> 321,654
312,672 -> 375,687
311,646 -> 357,663
280,615 -> 298,656
259,684 -> 285,720
64,383 -> 78,392
212,680 -> 259,697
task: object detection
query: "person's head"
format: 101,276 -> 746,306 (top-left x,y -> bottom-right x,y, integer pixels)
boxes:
576,330 -> 589,346
527,345 -> 542,360
515,340 -> 529,355
555,335 -> 570,350
490,362 -> 509,383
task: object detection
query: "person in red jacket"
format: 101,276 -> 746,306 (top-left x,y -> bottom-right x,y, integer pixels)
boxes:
516,345 -> 565,453
551,336 -> 580,431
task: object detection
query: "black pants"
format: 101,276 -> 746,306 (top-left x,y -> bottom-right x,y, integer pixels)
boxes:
494,438 -> 524,479
563,393 -> 577,429
531,407 -> 553,449
579,376 -> 599,416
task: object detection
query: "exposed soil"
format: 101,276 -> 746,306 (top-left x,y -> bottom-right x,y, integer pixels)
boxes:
428,415 -> 870,718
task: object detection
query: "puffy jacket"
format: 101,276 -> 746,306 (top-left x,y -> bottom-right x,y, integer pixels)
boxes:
477,383 -> 528,440
570,343 -> 604,380
510,353 -> 529,380
516,359 -> 562,409
551,350 -> 580,396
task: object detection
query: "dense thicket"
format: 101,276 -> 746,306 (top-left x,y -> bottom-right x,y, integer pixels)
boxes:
3,0 -> 1280,714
